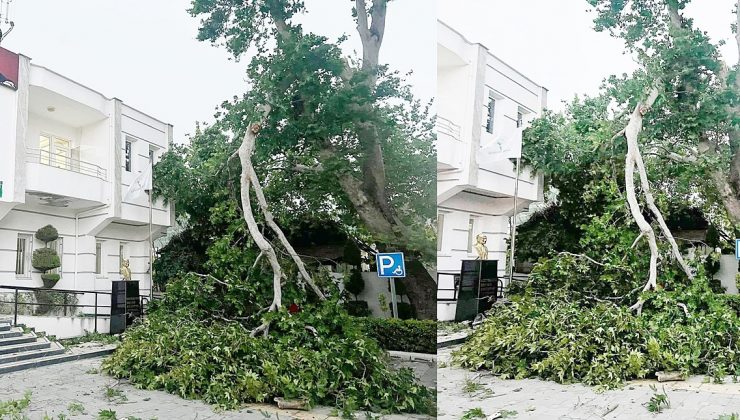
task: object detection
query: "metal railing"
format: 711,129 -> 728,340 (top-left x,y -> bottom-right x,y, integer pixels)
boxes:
437,271 -> 460,302
436,116 -> 461,140
0,285 -> 149,334
26,149 -> 107,180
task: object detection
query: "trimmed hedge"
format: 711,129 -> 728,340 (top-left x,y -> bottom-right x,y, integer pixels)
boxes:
346,300 -> 371,317
356,317 -> 436,354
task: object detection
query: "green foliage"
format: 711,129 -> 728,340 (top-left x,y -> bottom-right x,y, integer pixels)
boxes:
32,290 -> 77,316
40,273 -> 60,283
102,302 -> 435,414
460,407 -> 486,420
97,409 -> 117,420
35,225 -> 58,244
356,317 -> 436,354
66,402 -> 85,416
0,391 -> 31,418
60,332 -> 119,347
394,302 -> 416,320
345,300 -> 371,317
344,269 -> 365,299
32,248 -> 60,273
454,277 -> 740,389
645,384 -> 670,413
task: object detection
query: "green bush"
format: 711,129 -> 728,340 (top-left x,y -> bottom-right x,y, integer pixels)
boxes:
394,302 -> 416,320
40,273 -> 60,282
344,269 -> 364,299
356,317 -> 436,354
32,248 -> 60,273
345,300 -> 371,317
35,224 -> 59,244
103,302 -> 435,415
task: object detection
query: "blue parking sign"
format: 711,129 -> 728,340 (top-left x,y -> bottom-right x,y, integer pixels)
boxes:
376,252 -> 406,278
736,239 -> 740,260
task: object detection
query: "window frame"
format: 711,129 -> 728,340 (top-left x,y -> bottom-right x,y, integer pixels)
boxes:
95,241 -> 104,276
124,139 -> 133,172
485,97 -> 496,134
39,133 -> 72,169
15,234 -> 33,278
466,217 -> 477,253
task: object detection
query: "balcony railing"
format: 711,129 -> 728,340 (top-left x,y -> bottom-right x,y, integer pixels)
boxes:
27,149 -> 107,181
435,116 -> 461,140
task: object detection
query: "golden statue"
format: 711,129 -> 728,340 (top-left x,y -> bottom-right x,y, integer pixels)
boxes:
474,234 -> 489,260
120,259 -> 132,281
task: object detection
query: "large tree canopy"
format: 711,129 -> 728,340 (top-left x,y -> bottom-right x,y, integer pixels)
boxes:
172,0 -> 436,258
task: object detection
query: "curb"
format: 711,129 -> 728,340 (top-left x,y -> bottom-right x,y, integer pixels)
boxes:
388,350 -> 436,363
437,334 -> 470,349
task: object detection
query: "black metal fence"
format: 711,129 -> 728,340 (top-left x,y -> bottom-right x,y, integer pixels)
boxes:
0,285 -> 150,334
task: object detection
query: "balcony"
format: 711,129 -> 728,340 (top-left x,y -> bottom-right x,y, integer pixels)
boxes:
436,116 -> 465,170
27,149 -> 107,180
25,149 -> 108,208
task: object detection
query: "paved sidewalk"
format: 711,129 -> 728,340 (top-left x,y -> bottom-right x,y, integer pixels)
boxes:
439,346 -> 740,420
0,356 -> 433,420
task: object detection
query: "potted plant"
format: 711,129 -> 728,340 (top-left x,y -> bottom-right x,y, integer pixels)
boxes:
32,225 -> 61,288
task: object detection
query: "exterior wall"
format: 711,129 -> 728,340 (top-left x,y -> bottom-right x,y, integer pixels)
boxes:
437,21 -> 546,321
0,48 -> 172,335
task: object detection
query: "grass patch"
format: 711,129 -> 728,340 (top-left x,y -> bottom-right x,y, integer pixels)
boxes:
103,386 -> 127,403
60,332 -> 119,347
67,401 -> 85,415
645,385 -> 670,413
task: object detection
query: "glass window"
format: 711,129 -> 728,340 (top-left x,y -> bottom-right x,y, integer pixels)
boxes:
517,111 -> 523,128
437,213 -> 445,252
485,96 -> 496,134
95,241 -> 103,275
15,234 -> 32,276
125,140 -> 132,172
39,134 -> 70,169
467,218 -> 476,253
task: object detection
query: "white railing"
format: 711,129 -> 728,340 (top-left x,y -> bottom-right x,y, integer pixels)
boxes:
26,149 -> 107,181
435,116 -> 461,140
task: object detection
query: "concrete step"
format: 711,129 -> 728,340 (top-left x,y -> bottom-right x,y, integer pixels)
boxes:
0,323 -> 10,332
0,328 -> 22,340
0,342 -> 65,365
0,338 -> 51,356
0,333 -> 38,347
0,345 -> 115,375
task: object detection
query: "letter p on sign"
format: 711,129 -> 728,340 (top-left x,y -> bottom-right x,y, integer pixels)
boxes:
376,252 -> 406,278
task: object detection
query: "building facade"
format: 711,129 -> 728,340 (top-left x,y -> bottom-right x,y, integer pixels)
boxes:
436,22 -> 547,321
0,47 -> 173,311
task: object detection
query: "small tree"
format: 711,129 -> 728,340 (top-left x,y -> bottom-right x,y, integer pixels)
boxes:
32,225 -> 60,288
344,269 -> 365,300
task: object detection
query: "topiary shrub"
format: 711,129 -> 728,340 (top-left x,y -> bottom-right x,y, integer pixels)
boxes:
31,225 -> 61,288
356,317 -> 436,354
35,224 -> 59,244
32,248 -> 60,272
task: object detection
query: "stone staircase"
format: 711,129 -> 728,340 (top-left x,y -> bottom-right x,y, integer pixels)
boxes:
0,319 -> 114,374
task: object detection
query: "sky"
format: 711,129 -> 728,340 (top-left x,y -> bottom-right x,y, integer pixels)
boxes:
438,0 -> 739,112
1,0 -> 434,142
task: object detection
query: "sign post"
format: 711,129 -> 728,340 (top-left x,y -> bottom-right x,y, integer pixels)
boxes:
736,239 -> 740,260
376,252 -> 406,319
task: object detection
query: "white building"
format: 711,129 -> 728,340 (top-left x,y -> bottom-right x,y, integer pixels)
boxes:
436,21 -> 546,321
0,47 -> 173,324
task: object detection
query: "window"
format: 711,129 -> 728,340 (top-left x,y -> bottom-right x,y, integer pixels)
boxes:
124,140 -> 132,172
467,218 -> 476,253
517,111 -> 524,128
95,241 -> 103,275
39,134 -> 71,169
485,97 -> 496,134
437,213 -> 445,252
119,242 -> 128,267
49,238 -> 63,278
15,234 -> 32,277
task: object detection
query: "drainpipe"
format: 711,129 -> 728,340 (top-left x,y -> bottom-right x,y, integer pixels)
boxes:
74,204 -> 108,290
